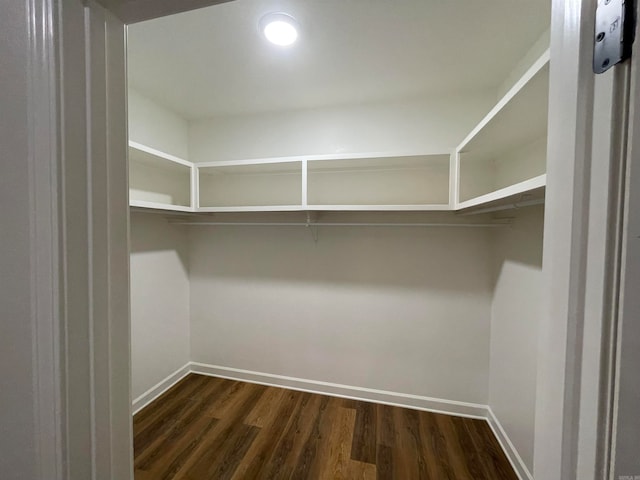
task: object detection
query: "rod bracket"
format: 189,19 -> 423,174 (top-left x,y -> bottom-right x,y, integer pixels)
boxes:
305,212 -> 319,242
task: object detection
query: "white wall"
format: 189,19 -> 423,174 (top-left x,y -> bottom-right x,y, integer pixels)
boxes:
185,91 -> 494,405
189,220 -> 494,404
489,205 -> 545,472
130,213 -> 191,398
188,92 -> 495,161
128,90 -> 192,399
129,87 -> 189,159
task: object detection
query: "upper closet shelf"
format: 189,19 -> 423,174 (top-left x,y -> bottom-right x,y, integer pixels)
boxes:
129,52 -> 551,215
129,147 -> 454,213
129,141 -> 192,167
129,142 -> 196,212
456,50 -> 549,158
129,200 -> 194,213
456,49 -> 549,211
457,174 -> 546,213
194,152 -> 453,212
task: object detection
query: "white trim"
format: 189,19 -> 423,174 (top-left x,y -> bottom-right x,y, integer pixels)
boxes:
191,163 -> 199,209
132,363 -> 191,415
301,159 -> 308,207
198,158 -> 304,168
305,204 -> 451,211
27,0 -> 63,477
129,200 -> 194,212
196,205 -> 306,212
195,150 -> 452,168
172,221 -> 509,228
608,4 -> 640,472
534,0 -> 602,478
195,204 -> 452,212
189,362 -> 487,419
487,407 -> 534,480
449,150 -> 459,209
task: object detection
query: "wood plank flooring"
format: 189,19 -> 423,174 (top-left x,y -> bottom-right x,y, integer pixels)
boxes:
134,374 -> 517,480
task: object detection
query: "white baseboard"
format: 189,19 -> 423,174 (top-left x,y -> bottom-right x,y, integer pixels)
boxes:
189,362 -> 487,419
486,407 -> 533,480
132,363 -> 191,415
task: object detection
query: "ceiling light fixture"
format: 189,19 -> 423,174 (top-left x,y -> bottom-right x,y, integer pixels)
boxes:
260,13 -> 299,46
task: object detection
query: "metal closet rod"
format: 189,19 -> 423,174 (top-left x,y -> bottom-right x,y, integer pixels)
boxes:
168,221 -> 512,228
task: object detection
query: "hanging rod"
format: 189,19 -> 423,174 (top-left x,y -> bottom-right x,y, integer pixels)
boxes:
168,221 -> 511,228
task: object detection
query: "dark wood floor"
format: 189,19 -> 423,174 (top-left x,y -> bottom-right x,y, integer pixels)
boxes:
133,374 -> 517,480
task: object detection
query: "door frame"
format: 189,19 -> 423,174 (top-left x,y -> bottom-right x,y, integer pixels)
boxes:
535,0 -> 608,478
20,0 -> 625,478
608,2 -> 640,475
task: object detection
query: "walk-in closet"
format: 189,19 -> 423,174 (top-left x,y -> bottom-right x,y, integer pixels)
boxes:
128,1 -> 550,478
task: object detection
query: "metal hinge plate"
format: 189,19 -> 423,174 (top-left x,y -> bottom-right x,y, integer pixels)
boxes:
594,0 -> 636,73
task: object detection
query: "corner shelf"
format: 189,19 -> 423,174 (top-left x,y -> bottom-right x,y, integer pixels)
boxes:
455,49 -> 549,212
456,174 -> 546,213
129,141 -> 196,212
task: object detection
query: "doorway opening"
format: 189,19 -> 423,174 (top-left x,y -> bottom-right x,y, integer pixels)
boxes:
126,1 -> 550,478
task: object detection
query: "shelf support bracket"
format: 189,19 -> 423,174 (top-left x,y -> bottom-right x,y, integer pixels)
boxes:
306,212 -> 319,243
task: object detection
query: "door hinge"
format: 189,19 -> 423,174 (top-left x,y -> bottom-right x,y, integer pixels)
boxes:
594,0 -> 636,73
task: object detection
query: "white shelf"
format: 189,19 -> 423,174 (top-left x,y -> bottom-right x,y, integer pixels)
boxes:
194,149 -> 453,167
456,174 -> 546,212
129,200 -> 194,212
456,50 -> 549,210
195,205 -> 450,212
306,205 -> 450,211
196,205 -> 306,213
457,50 -> 550,158
129,47 -> 550,216
193,152 -> 453,212
198,161 -> 303,208
129,142 -> 195,211
307,154 -> 450,207
129,141 -> 193,168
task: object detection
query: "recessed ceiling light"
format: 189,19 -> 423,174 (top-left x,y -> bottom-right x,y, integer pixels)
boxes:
259,13 -> 299,46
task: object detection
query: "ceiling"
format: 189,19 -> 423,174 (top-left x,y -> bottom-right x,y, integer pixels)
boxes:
127,0 -> 550,120
96,0 -> 231,23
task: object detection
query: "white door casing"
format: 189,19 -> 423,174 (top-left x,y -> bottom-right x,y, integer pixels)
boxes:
24,0 -> 131,478
609,0 -> 640,474
535,0 -> 599,476
535,0 -> 640,479
1,0 -> 62,478
59,2 -> 131,478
